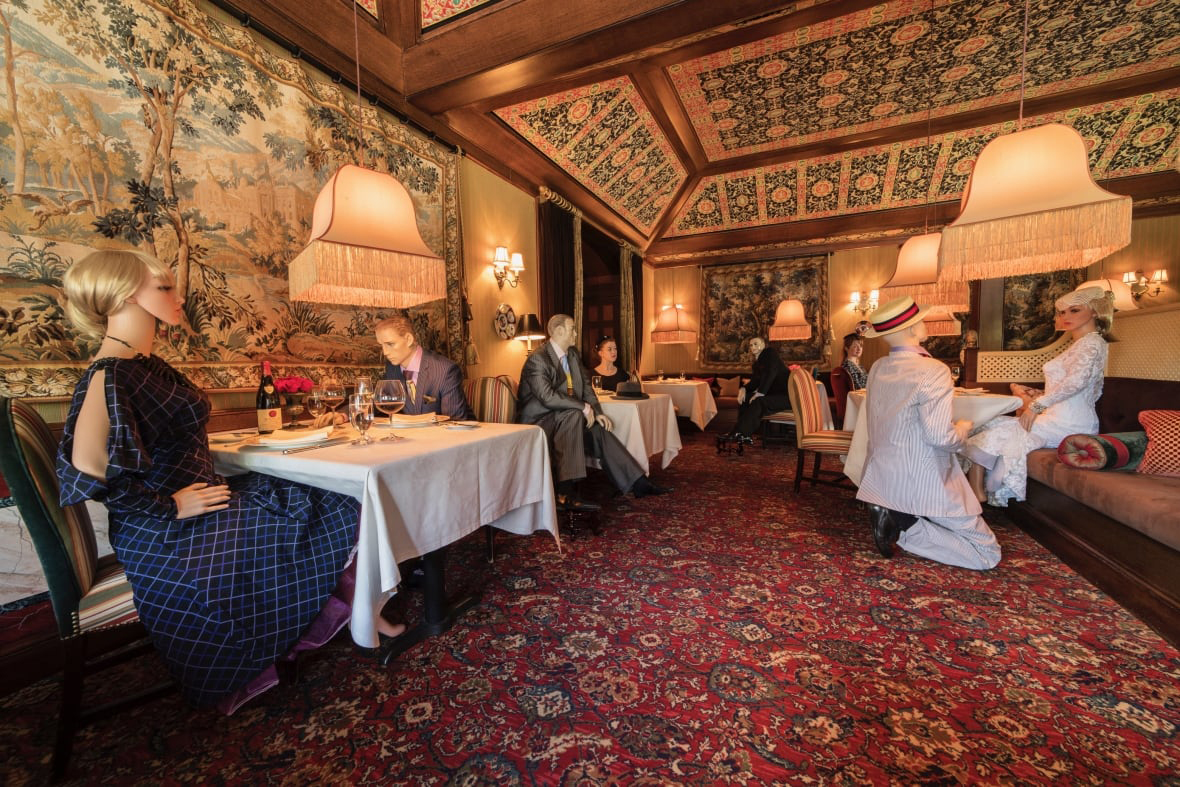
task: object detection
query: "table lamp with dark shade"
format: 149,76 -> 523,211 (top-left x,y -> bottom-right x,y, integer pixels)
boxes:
514,313 -> 546,353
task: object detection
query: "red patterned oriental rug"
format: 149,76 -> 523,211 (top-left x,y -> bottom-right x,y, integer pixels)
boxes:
2,432 -> 1178,784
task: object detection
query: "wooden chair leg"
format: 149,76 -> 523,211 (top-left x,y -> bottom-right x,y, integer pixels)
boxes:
794,449 -> 805,494
52,644 -> 86,782
812,452 -> 823,483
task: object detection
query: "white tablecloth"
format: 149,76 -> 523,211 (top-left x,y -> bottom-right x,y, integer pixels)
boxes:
842,389 -> 1022,486
598,393 -> 682,473
211,422 -> 558,648
642,380 -> 718,430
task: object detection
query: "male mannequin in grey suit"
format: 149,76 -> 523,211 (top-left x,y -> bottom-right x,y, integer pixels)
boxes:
517,314 -> 670,511
856,296 -> 1000,570
376,316 -> 474,420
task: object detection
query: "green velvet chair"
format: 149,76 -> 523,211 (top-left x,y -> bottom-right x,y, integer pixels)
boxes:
0,397 -> 173,782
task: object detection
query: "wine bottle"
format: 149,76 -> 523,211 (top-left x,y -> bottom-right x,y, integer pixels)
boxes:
256,360 -> 282,434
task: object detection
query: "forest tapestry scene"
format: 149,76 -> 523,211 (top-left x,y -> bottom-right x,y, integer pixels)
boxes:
700,256 -> 828,371
1002,270 -> 1087,350
0,0 -> 461,398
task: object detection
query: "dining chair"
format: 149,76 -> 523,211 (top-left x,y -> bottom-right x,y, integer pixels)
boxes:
0,397 -> 173,782
829,366 -> 851,429
786,368 -> 854,493
459,377 -> 520,561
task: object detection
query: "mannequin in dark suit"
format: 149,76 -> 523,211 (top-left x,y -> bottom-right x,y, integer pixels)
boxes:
517,314 -> 669,510
732,337 -> 791,440
375,316 -> 474,420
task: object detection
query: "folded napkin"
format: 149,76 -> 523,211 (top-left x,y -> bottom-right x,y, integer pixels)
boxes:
387,413 -> 439,425
256,426 -> 334,445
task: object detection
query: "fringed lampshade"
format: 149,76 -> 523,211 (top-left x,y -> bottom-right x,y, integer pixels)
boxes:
767,299 -> 810,341
651,305 -> 697,344
289,164 -> 446,307
922,308 -> 962,337
939,123 -> 1131,281
879,233 -> 969,312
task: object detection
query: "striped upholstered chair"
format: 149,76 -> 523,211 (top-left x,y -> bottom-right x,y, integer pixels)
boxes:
786,368 -> 854,494
0,397 -> 172,781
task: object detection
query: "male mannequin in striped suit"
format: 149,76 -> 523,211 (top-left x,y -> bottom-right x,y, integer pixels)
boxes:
376,316 -> 474,420
856,297 -> 1001,570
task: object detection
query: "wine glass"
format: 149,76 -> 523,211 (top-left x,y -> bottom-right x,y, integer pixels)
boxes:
354,375 -> 373,403
657,369 -> 665,381
373,379 -> 407,424
307,386 -> 327,422
321,378 -> 346,416
349,393 -> 374,445
284,395 -> 306,429
591,375 -> 602,393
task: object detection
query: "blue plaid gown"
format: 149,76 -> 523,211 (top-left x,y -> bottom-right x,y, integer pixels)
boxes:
57,355 -> 359,706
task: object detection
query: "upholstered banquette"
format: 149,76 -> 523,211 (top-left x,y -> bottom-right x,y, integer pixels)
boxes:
970,303 -> 1180,646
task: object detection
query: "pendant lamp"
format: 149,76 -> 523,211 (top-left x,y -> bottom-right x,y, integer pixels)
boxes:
651,304 -> 697,344
767,299 -> 810,341
939,123 -> 1131,281
921,307 -> 961,337
880,233 -> 969,312
288,164 -> 445,307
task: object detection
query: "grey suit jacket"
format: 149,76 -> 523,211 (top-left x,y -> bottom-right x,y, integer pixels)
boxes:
384,349 -> 474,420
516,342 -> 601,425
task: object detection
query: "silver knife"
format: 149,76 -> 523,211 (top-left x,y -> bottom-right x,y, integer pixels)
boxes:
283,437 -> 352,454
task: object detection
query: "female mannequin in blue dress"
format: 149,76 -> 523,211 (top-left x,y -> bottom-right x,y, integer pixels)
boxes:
57,250 -> 403,711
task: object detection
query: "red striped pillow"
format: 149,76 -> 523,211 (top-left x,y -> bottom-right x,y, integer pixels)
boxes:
1137,410 -> 1180,478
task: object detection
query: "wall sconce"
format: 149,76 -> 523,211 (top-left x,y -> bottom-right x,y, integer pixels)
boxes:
849,290 -> 879,315
1123,269 -> 1169,300
514,312 -> 546,353
492,246 -> 524,289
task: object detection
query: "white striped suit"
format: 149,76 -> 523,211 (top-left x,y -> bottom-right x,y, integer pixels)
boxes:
856,351 -> 1000,570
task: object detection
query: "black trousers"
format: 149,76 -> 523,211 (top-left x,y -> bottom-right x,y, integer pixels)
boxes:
735,394 -> 791,436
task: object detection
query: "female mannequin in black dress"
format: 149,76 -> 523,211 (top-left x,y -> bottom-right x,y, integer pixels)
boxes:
592,336 -> 630,391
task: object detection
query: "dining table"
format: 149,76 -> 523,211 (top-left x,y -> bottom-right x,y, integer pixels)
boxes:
596,392 -> 682,473
641,379 -> 718,430
841,388 -> 1023,486
210,420 -> 559,659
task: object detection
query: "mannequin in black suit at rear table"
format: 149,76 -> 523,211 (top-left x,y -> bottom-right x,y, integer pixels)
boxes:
730,336 -> 791,442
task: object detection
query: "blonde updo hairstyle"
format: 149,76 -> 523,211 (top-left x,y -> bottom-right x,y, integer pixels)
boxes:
62,250 -> 173,338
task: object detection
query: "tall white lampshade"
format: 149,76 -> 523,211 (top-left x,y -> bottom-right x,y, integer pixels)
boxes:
289,164 -> 445,307
879,232 -> 969,311
1079,278 -> 1137,312
939,123 -> 1131,281
651,305 -> 697,344
767,299 -> 810,340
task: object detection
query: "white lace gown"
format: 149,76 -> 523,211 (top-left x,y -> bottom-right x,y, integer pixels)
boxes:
967,331 -> 1108,506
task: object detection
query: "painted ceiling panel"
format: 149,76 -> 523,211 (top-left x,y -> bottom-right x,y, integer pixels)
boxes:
421,0 -> 496,28
669,89 -> 1180,236
669,0 -> 1180,161
495,77 -> 687,234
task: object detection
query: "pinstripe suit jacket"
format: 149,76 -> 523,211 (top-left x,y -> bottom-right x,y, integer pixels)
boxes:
516,341 -> 602,425
384,349 -> 474,420
855,351 -> 981,518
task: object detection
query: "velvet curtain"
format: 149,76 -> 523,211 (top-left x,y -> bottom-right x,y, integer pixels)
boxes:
538,199 -> 577,332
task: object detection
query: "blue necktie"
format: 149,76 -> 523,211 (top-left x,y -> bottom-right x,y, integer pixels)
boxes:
560,356 -> 573,395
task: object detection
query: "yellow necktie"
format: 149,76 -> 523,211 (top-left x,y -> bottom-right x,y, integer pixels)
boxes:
561,356 -> 573,395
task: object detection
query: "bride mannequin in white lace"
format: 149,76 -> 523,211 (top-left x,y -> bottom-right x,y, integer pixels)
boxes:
964,285 -> 1114,506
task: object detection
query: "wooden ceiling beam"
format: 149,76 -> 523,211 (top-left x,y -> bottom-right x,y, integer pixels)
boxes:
407,0 -> 804,113
443,109 -> 648,247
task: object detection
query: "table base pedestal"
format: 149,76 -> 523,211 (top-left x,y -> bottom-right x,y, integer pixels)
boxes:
378,546 -> 483,665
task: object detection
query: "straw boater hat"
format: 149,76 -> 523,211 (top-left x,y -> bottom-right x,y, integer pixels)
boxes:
862,296 -> 932,338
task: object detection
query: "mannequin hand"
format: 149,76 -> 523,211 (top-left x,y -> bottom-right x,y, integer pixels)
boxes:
736,388 -> 747,405
596,413 -> 613,432
1018,409 -> 1037,431
173,482 -> 231,519
954,419 -> 973,440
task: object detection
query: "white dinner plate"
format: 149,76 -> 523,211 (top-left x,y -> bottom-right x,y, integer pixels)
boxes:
239,427 -> 337,448
208,430 -> 256,443
443,421 -> 479,430
374,415 -> 450,429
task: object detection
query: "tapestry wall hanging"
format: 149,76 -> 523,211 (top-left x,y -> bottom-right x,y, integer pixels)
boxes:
1002,269 -> 1087,351
0,0 -> 462,398
700,256 -> 828,371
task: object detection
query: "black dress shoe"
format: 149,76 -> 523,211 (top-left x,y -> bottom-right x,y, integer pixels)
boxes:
868,504 -> 900,558
631,478 -> 672,498
557,495 -> 601,512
